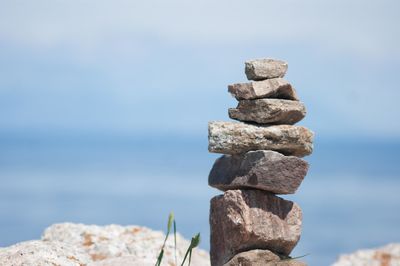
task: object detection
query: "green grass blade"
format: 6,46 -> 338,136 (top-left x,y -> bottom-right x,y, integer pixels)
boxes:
174,220 -> 177,266
188,249 -> 192,266
180,233 -> 200,266
155,212 -> 175,266
191,233 -> 200,248
282,253 -> 310,261
167,212 -> 174,236
162,212 -> 174,249
180,248 -> 190,266
155,249 -> 164,266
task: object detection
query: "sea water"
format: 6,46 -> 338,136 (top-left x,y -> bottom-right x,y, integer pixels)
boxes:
0,133 -> 399,265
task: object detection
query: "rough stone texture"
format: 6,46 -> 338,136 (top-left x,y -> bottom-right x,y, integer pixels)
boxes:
210,190 -> 302,266
208,121 -> 314,157
0,223 -> 210,266
43,223 -> 210,266
0,240 -> 91,266
228,78 -> 298,101
224,250 -> 307,266
245,59 -> 288,81
229,99 -> 306,125
89,256 -> 154,266
332,243 -> 400,266
209,150 -> 308,194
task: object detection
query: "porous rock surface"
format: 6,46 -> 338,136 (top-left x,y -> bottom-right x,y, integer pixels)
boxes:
209,150 -> 308,194
0,223 -> 210,266
208,121 -> 314,157
224,249 -> 307,266
228,78 -> 298,101
0,240 -> 91,266
210,190 -> 302,266
245,59 -> 288,80
332,243 -> 400,266
229,99 -> 306,125
88,256 -> 154,266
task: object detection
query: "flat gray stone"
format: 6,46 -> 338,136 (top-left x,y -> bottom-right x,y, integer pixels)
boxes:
245,59 -> 288,80
229,99 -> 306,125
224,250 -> 307,266
210,190 -> 302,266
228,78 -> 298,101
208,121 -> 314,157
209,150 -> 308,194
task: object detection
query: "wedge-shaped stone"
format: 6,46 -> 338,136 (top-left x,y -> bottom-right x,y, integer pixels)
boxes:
245,59 -> 288,80
210,190 -> 302,266
224,250 -> 307,266
229,99 -> 306,125
209,150 -> 308,194
208,121 -> 314,157
228,78 -> 298,101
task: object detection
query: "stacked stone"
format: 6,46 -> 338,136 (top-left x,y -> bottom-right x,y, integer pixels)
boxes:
208,58 -> 314,266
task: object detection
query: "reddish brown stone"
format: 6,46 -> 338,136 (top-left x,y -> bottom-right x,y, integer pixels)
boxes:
210,190 -> 302,266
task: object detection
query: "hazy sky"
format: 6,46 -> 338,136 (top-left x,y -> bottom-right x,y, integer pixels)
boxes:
1,0 -> 399,138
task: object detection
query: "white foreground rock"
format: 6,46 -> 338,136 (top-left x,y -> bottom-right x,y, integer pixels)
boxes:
0,223 -> 210,266
0,240 -> 91,266
332,243 -> 400,266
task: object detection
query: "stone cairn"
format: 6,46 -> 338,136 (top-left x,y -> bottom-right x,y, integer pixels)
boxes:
208,58 -> 314,266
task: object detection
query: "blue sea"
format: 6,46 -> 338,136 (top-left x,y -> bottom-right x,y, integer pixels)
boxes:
0,133 -> 399,265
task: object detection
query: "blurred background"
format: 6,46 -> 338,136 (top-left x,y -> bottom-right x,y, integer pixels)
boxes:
1,0 -> 400,265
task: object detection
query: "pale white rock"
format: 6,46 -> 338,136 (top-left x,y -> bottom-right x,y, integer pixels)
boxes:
0,223 -> 210,266
245,58 -> 288,80
0,240 -> 91,266
89,256 -> 154,266
228,78 -> 299,101
208,121 -> 314,157
332,243 -> 400,266
43,223 -> 210,266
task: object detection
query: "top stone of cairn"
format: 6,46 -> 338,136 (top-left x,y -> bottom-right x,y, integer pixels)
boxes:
245,58 -> 288,81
